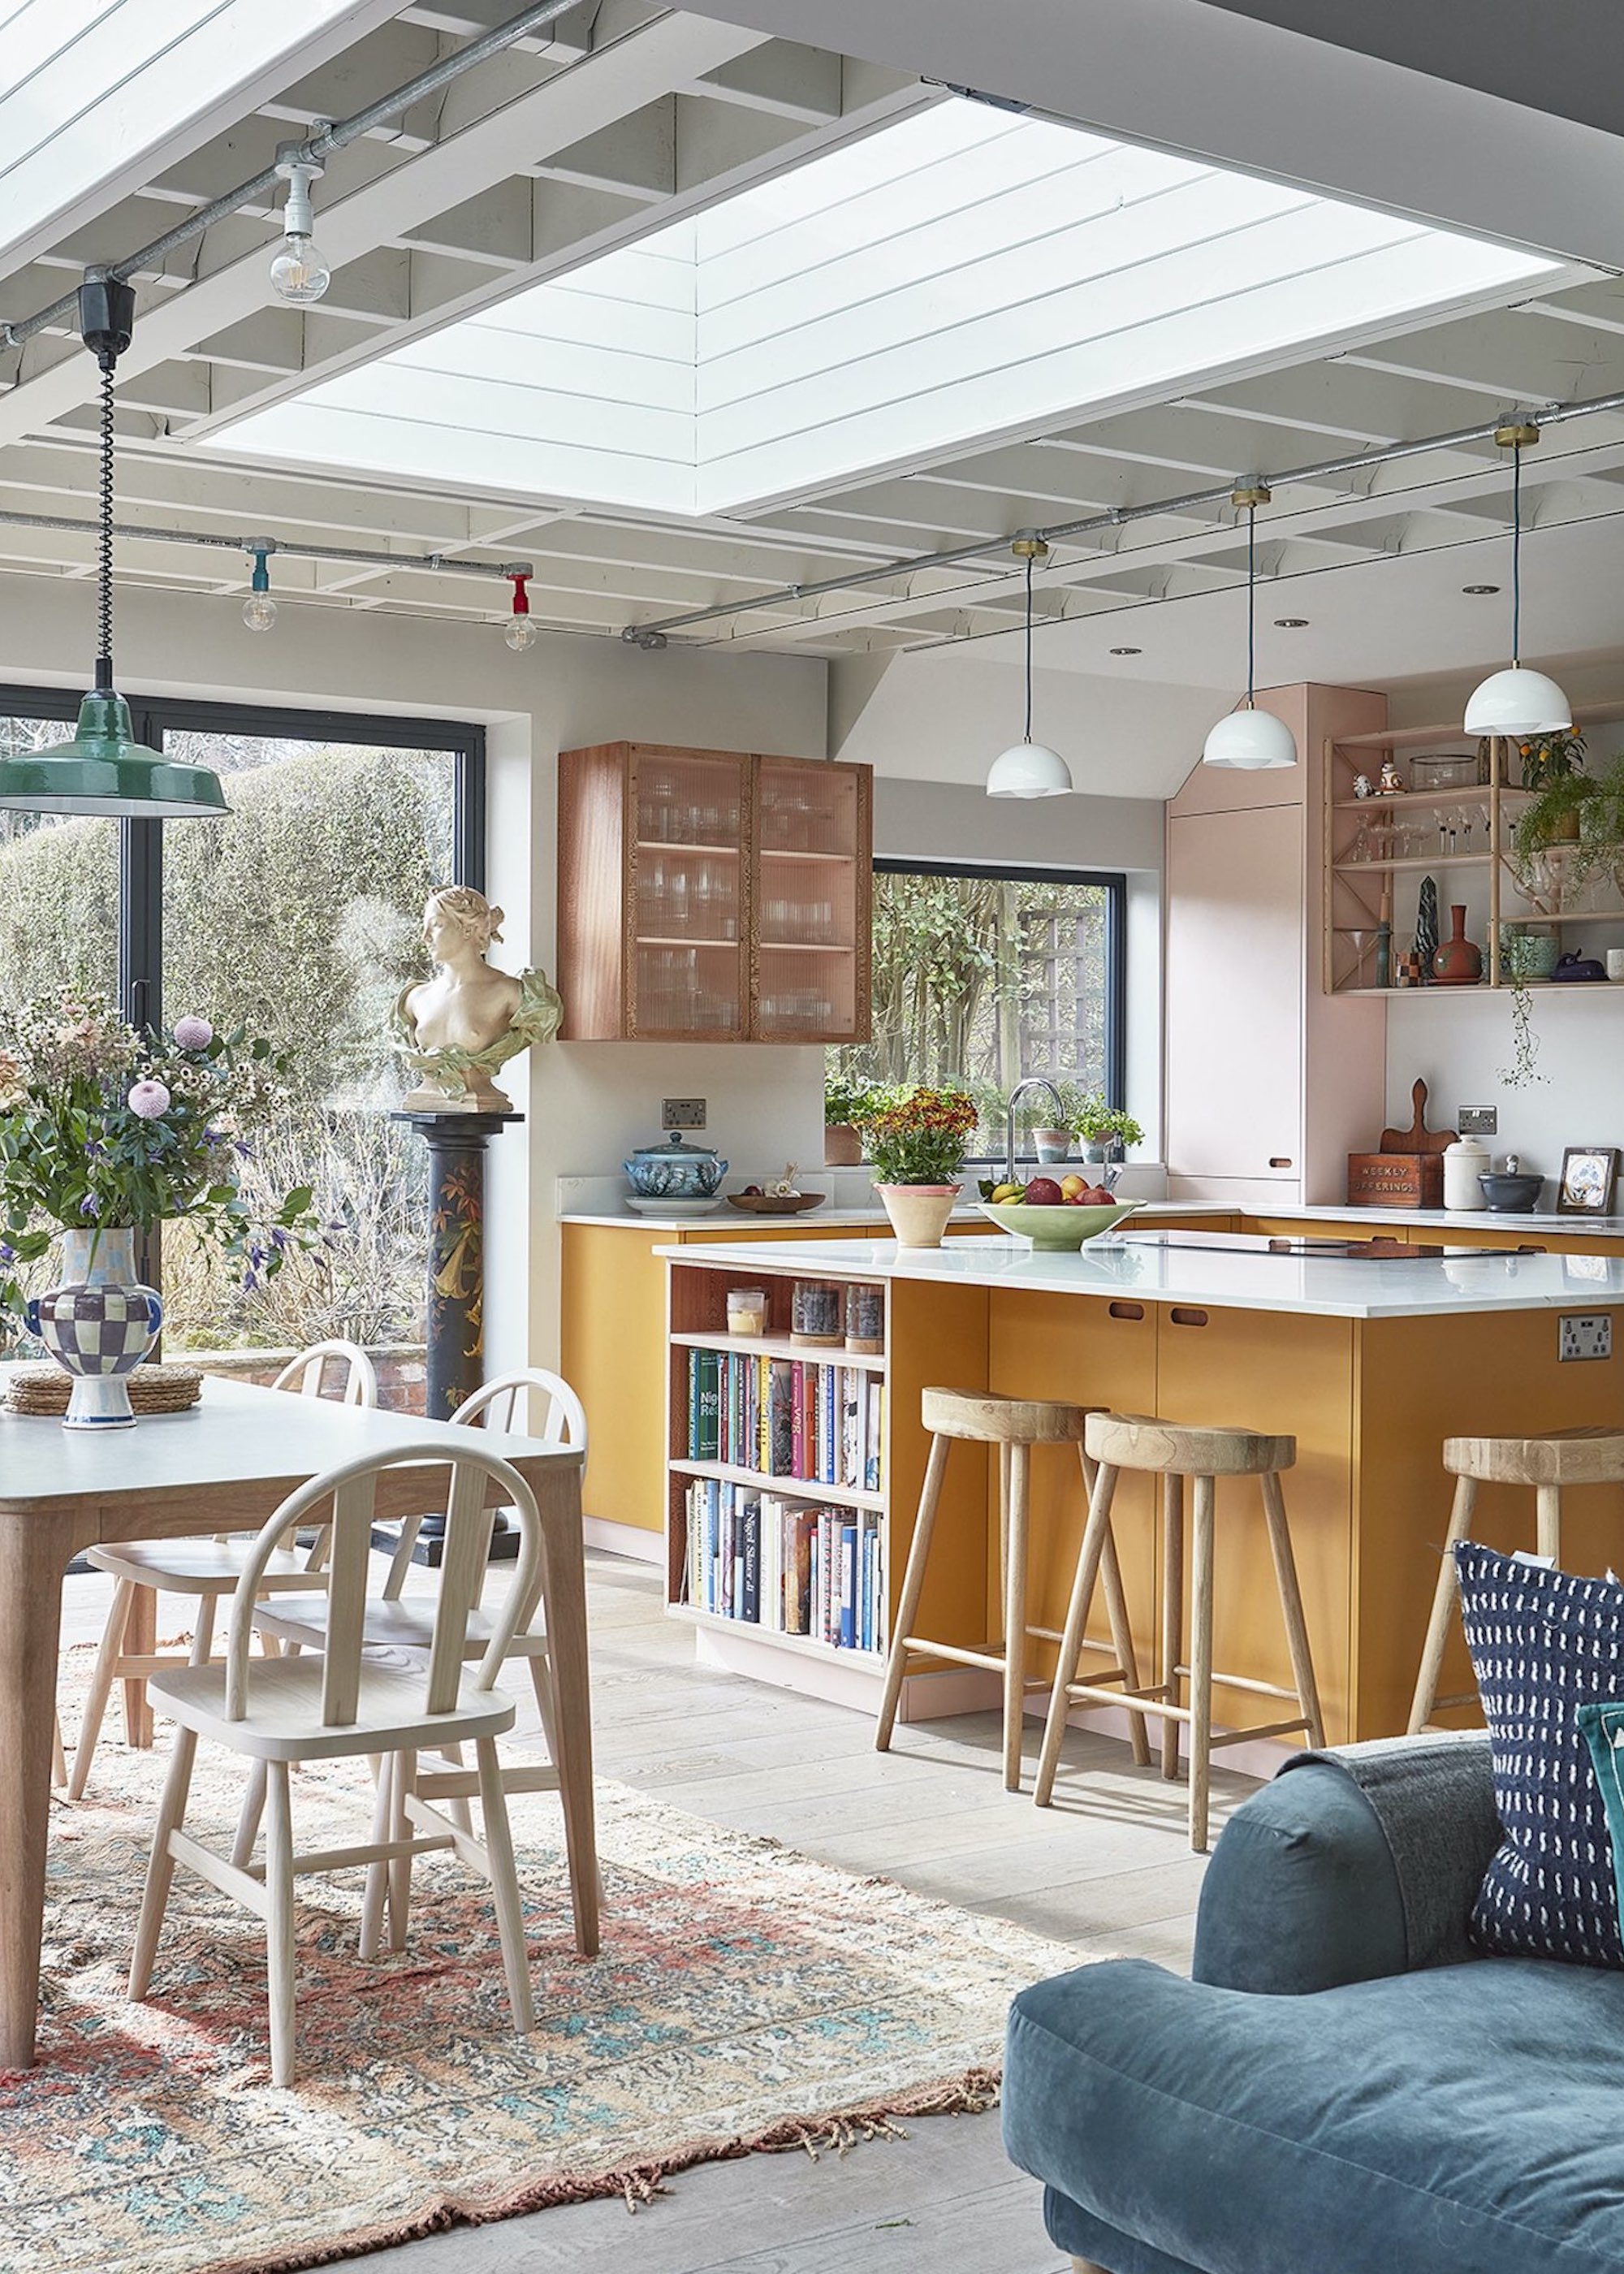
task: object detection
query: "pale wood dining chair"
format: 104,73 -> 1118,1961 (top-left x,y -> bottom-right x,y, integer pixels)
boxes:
128,1441 -> 544,2089
239,1366 -> 598,1956
68,1340 -> 378,1799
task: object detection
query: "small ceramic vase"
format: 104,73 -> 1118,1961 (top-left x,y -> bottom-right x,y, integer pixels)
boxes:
1432,904 -> 1483,985
26,1226 -> 162,1429
875,1183 -> 959,1249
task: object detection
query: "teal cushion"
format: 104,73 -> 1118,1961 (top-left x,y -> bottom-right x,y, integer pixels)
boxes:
1004,1954 -> 1624,2274
1579,1701 -> 1624,1930
1456,1542 -> 1624,1969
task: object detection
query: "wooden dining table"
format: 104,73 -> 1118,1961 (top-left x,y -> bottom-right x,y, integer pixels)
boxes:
0,1374 -> 595,2069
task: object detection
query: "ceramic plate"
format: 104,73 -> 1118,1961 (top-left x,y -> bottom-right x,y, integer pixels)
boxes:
623,1195 -> 725,1217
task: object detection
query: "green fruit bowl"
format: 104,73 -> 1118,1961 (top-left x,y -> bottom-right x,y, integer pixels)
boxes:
978,1200 -> 1141,1251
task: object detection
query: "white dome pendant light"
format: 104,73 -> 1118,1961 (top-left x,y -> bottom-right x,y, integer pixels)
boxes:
1203,486 -> 1297,770
1464,424 -> 1571,737
987,534 -> 1073,798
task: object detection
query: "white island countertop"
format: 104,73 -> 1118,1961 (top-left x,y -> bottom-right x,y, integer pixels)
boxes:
659,1231 -> 1624,1321
563,1200 -> 1231,1232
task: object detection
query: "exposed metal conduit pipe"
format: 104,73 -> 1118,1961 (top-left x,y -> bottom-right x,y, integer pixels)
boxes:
620,385 -> 1624,642
0,0 -> 596,352
0,508 -> 531,582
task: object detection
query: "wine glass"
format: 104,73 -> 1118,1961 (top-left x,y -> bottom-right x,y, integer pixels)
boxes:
1345,928 -> 1375,988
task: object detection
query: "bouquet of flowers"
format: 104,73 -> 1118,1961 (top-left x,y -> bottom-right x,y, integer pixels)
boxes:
0,995 -> 318,1315
864,1085 -> 978,1187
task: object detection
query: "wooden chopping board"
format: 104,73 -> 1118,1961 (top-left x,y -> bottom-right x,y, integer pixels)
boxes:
1378,1078 -> 1456,1155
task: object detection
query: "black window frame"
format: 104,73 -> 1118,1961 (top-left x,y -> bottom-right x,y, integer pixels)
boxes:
0,686 -> 485,1034
870,856 -> 1128,1156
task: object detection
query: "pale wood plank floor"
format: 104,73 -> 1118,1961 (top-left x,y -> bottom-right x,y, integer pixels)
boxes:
60,1551 -> 1250,2274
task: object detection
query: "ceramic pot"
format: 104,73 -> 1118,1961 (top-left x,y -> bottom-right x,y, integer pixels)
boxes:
622,1131 -> 728,1200
1500,924 -> 1559,980
823,1122 -> 864,1168
1032,1126 -> 1071,1164
875,1183 -> 958,1249
1432,904 -> 1482,985
25,1226 -> 162,1430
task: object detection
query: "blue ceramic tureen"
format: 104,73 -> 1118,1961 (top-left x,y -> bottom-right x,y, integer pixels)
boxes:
623,1131 -> 728,1200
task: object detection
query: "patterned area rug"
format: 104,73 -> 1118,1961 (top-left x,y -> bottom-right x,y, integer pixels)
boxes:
17,1693 -> 1078,2274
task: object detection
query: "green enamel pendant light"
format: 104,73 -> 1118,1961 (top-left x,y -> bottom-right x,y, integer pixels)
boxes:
0,279 -> 229,819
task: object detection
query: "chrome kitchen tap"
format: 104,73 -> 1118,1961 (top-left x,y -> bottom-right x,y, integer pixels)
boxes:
1004,1076 -> 1067,1187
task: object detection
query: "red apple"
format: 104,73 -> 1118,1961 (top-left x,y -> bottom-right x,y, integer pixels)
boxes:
1024,1177 -> 1064,1206
1082,1185 -> 1114,1204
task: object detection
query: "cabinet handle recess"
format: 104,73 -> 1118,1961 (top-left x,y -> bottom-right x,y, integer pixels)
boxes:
1269,1156 -> 1294,1169
1169,1307 -> 1209,1328
1108,1300 -> 1145,1321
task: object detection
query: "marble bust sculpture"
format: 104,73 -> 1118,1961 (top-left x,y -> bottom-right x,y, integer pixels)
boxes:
392,884 -> 563,1112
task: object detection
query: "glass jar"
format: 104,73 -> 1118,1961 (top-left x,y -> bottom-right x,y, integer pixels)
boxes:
844,1282 -> 883,1355
727,1287 -> 767,1336
790,1279 -> 842,1347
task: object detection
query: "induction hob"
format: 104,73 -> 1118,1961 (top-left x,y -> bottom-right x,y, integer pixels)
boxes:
1115,1230 -> 1527,1261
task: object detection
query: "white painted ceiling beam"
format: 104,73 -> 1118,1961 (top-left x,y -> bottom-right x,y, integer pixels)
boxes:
0,12 -> 772,455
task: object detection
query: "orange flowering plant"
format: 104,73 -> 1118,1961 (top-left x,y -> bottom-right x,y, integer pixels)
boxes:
865,1085 -> 978,1187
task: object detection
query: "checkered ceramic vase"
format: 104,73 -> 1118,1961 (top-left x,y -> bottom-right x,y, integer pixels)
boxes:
25,1227 -> 163,1430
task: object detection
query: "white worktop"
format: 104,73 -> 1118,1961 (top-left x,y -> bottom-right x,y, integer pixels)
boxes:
559,1200 -> 1229,1231
1264,1202 -> 1624,1234
659,1232 -> 1624,1320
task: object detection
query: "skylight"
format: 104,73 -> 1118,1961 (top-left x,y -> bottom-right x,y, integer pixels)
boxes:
211,100 -> 1569,517
0,0 -> 387,275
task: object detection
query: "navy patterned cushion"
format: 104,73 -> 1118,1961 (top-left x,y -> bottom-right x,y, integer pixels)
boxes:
1455,1541 -> 1624,1969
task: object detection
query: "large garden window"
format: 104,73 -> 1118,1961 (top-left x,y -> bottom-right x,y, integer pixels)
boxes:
827,861 -> 1125,1160
0,690 -> 482,1373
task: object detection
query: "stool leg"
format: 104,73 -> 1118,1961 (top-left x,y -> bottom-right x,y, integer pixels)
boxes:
1407,1475 -> 1478,1735
875,1433 -> 949,1751
1086,1447 -> 1150,1770
1536,1484 -> 1561,1564
1188,1473 -> 1216,1853
1004,1442 -> 1031,1792
1161,1472 -> 1184,1783
1260,1469 -> 1325,1750
1034,1463 -> 1117,1808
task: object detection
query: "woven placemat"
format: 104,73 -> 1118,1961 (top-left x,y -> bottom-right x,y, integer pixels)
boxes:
6,1363 -> 204,1417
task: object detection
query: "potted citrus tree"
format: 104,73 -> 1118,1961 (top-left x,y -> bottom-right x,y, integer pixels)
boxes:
866,1085 -> 978,1248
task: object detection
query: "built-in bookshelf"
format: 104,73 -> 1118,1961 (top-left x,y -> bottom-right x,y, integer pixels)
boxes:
666,1256 -> 892,1676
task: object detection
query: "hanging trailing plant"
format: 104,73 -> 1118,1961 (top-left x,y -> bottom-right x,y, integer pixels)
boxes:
1498,970 -> 1548,1090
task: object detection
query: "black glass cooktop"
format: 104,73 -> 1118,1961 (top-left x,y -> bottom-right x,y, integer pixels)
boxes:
1117,1230 -> 1497,1261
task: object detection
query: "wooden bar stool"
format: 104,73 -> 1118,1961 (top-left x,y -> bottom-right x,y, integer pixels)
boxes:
1409,1425 -> 1624,1733
875,1388 -> 1151,1792
1034,1413 -> 1325,1851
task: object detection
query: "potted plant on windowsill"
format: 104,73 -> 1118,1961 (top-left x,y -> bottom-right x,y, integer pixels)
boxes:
866,1085 -> 978,1248
1069,1093 -> 1146,1165
823,1074 -> 880,1168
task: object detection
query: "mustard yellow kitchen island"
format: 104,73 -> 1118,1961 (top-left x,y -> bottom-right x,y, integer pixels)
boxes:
655,1228 -> 1624,1749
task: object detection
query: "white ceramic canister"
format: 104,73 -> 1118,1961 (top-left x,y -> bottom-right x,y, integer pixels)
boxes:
1443,1135 -> 1491,1212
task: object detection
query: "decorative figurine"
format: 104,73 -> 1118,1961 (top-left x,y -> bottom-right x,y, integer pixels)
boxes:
1352,773 -> 1374,799
1376,759 -> 1405,796
393,884 -> 563,1111
1414,875 -> 1440,986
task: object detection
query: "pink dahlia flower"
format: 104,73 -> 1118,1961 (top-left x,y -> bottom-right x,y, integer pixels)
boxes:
127,1080 -> 171,1119
172,1015 -> 213,1051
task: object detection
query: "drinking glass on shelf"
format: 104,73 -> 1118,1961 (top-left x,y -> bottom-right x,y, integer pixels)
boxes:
1345,928 -> 1375,988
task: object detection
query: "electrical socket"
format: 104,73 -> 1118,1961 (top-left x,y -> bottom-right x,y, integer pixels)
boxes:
1559,1313 -> 1612,1362
662,1097 -> 706,1130
1458,1107 -> 1498,1136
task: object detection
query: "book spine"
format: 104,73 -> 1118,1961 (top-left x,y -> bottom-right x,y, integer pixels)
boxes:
741,1496 -> 760,1623
838,1519 -> 857,1649
769,1360 -> 794,1475
698,1349 -> 720,1461
822,1367 -> 837,1486
788,1510 -> 814,1634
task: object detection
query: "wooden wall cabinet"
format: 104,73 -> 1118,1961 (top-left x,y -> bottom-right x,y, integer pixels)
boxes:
557,741 -> 871,1043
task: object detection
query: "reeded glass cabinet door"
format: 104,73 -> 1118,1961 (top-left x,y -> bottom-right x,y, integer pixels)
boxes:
750,758 -> 870,1044
628,747 -> 748,1039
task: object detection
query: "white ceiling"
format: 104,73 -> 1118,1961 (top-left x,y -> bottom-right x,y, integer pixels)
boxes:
0,0 -> 1621,750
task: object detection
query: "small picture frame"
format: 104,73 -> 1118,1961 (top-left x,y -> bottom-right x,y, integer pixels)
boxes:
1558,1145 -> 1618,1215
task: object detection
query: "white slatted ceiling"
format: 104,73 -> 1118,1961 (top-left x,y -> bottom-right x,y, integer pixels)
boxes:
0,0 -> 385,270
214,97 -> 1564,518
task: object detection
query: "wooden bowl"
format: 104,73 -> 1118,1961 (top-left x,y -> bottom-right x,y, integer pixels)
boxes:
725,1191 -> 827,1214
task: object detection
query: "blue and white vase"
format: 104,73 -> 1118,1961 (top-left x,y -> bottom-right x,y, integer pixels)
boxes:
26,1226 -> 162,1430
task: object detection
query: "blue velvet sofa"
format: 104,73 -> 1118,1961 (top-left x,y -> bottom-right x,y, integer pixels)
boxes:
1003,1733 -> 1624,2274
